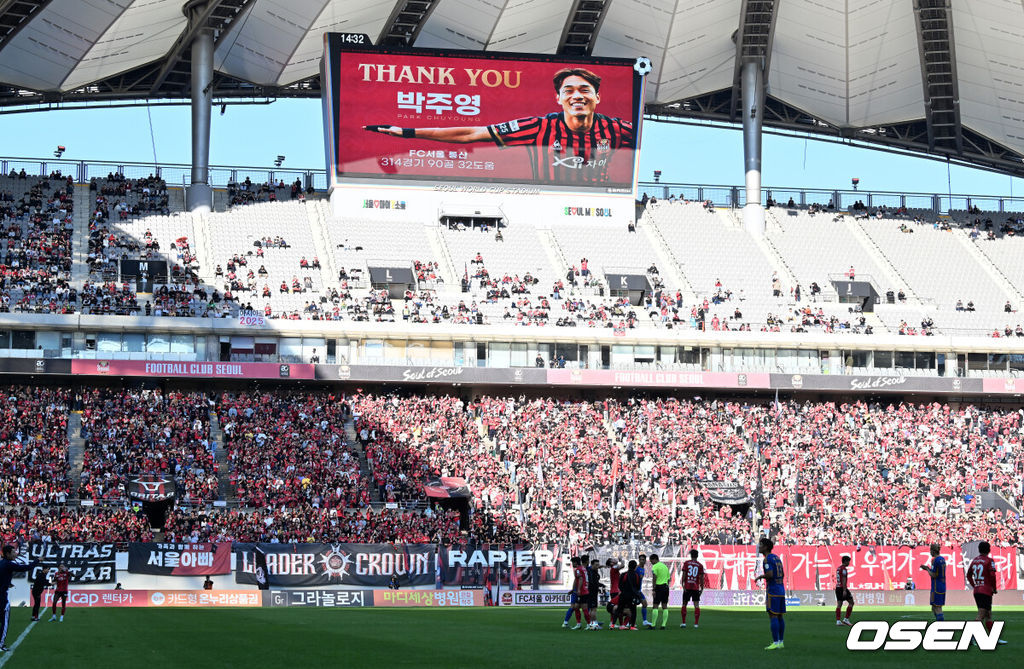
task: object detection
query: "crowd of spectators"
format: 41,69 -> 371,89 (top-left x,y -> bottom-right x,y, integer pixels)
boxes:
0,384 -> 1021,550
0,506 -> 154,544
351,392 -> 1023,550
78,389 -> 217,504
89,174 -> 169,216
0,387 -> 71,505
0,175 -> 75,314
87,177 -> 174,281
162,507 -> 462,544
226,178 -> 310,207
217,390 -> 365,509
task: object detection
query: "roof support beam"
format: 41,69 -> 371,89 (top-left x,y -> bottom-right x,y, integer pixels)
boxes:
730,0 -> 777,121
914,0 -> 963,154
379,0 -> 438,47
148,0 -> 253,96
0,0 -> 51,53
557,0 -> 609,56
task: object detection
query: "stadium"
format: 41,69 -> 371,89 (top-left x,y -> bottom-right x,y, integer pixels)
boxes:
0,0 -> 1021,666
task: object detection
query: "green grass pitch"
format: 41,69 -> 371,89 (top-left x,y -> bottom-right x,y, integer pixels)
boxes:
0,606 -> 1019,668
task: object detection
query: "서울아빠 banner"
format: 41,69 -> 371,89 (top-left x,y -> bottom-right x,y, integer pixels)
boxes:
324,36 -> 643,190
234,543 -> 435,588
128,543 -> 232,576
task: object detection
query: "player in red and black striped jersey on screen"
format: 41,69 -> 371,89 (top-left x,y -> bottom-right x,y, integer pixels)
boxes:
364,68 -> 635,184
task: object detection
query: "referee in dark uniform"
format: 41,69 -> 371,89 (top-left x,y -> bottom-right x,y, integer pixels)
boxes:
30,567 -> 48,621
0,544 -> 39,652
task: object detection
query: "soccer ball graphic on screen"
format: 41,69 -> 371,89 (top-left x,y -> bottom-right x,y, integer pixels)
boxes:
634,57 -> 653,76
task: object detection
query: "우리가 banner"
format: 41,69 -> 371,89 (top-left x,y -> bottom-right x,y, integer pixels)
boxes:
697,544 -> 1018,591
128,543 -> 232,576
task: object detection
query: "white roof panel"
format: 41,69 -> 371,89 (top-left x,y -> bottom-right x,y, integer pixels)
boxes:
276,0 -> 399,86
770,0 -> 923,128
953,0 -> 1024,155
416,0 -> 505,51
486,0 -> 574,54
0,0 -> 1021,163
0,0 -> 127,91
64,0 -> 185,91
592,0 -> 740,104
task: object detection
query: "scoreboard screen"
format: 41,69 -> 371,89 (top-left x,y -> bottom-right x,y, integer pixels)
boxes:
322,34 -> 645,192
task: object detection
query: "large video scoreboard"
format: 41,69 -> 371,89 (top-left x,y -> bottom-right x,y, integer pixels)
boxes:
321,33 -> 646,193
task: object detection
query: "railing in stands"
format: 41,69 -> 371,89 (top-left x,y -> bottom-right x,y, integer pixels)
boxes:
638,181 -> 1024,216
1,155 -> 1022,216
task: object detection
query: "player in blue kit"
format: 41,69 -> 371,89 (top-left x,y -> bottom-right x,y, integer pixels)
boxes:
754,537 -> 786,650
919,543 -> 945,621
635,554 -> 652,627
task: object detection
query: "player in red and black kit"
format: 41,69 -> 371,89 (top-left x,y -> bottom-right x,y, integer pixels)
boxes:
967,541 -> 1007,644
834,555 -> 854,626
572,555 -> 597,630
50,563 -> 69,622
680,549 -> 705,628
605,558 -> 623,628
364,68 -> 635,185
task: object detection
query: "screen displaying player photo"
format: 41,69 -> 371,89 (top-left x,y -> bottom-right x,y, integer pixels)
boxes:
323,36 -> 644,190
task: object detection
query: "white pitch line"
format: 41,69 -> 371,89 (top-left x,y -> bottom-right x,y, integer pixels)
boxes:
0,619 -> 37,668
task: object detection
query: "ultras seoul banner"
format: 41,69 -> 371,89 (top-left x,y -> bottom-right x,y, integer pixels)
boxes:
27,542 -> 116,583
233,543 -> 435,587
322,35 -> 644,190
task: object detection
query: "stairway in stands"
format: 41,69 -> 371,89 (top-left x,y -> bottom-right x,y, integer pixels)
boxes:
208,410 -> 235,503
71,185 -> 92,289
345,417 -> 383,506
67,411 -> 85,500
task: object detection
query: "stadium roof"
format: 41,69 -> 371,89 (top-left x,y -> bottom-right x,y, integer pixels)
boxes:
1,0 -> 1023,176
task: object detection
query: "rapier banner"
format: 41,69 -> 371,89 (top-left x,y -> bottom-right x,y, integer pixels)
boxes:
439,543 -> 565,587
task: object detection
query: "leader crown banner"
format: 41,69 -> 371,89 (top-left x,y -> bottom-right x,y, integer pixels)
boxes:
234,543 -> 435,587
700,480 -> 752,505
27,542 -> 116,583
128,543 -> 232,576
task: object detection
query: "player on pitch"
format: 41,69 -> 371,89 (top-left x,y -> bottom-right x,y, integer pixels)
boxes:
967,541 -> 1008,645
680,549 -> 705,628
754,537 -> 786,650
834,555 -> 854,626
919,543 -> 946,621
